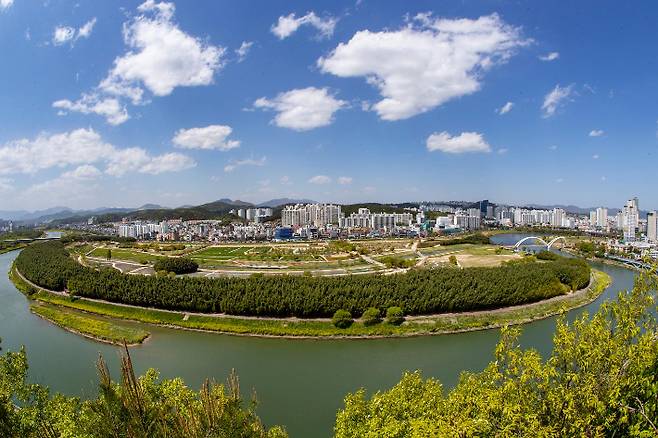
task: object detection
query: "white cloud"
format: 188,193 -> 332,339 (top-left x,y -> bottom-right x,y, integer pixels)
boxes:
497,148 -> 509,154
235,41 -> 253,62
549,145 -> 558,151
308,175 -> 331,184
0,128 -> 195,177
139,153 -> 195,174
426,131 -> 491,154
53,94 -> 129,126
104,1 -> 224,97
318,13 -> 528,121
589,129 -> 604,137
77,18 -> 97,39
497,101 -> 514,115
223,156 -> 266,173
62,164 -> 102,180
541,84 -> 574,118
0,0 -> 14,10
338,176 -> 353,185
254,87 -> 346,131
271,12 -> 337,40
53,26 -> 76,45
539,51 -> 559,61
592,154 -> 600,159
556,178 -> 564,183
55,1 -> 224,124
172,125 -> 240,150
280,175 -> 292,185
52,18 -> 97,46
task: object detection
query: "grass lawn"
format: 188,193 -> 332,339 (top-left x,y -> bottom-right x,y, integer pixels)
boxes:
30,302 -> 149,345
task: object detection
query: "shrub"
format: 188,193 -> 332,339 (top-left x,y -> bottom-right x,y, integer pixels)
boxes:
386,307 -> 405,325
152,257 -> 198,274
361,307 -> 381,326
448,255 -> 458,266
332,310 -> 353,328
536,250 -> 559,261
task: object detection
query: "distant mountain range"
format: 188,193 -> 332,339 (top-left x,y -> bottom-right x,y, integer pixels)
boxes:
0,198 -> 318,225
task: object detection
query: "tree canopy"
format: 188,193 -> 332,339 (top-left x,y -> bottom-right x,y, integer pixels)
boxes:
16,241 -> 590,318
335,271 -> 658,437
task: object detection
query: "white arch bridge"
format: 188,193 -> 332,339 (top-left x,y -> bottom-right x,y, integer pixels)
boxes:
512,236 -> 566,251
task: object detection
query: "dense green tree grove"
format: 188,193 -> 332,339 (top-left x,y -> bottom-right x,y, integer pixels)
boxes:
152,257 -> 198,274
335,271 -> 658,437
0,342 -> 286,437
16,242 -> 590,318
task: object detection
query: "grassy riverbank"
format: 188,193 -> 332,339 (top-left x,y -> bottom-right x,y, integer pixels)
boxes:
10,263 -> 150,345
30,302 -> 149,345
11,260 -> 611,338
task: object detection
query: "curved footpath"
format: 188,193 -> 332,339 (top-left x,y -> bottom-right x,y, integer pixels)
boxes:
11,262 -> 611,342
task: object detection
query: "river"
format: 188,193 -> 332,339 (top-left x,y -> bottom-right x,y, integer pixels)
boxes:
0,234 -> 637,437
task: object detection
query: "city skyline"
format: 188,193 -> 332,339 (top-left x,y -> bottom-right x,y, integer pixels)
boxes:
2,1 -> 658,210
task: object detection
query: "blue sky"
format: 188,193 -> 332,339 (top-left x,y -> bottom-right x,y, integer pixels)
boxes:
1,0 -> 657,211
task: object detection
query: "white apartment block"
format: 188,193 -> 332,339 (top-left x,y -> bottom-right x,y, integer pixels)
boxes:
339,208 -> 413,230
281,204 -> 341,227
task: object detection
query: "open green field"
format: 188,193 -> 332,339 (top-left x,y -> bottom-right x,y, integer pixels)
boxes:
30,302 -> 149,345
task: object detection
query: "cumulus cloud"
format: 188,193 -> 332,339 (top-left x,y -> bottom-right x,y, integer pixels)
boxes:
52,18 -> 97,46
62,164 -> 102,180
235,41 -> 253,62
338,176 -> 353,185
497,101 -> 514,115
539,51 -> 559,61
589,129 -> 604,137
223,156 -> 266,173
254,87 -> 346,131
0,0 -> 14,10
53,94 -> 129,126
426,131 -> 491,154
308,175 -> 331,184
54,1 -> 224,124
53,26 -> 76,45
271,12 -> 337,40
77,18 -> 97,38
0,128 -> 195,177
172,125 -> 240,150
318,13 -> 529,121
541,84 -> 574,118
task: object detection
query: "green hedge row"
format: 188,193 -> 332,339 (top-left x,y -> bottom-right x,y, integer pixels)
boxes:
16,242 -> 590,318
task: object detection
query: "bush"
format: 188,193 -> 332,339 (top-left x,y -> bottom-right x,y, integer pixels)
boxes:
536,250 -> 559,261
361,307 -> 381,326
448,255 -> 458,266
380,256 -> 414,269
152,257 -> 198,274
386,307 -> 404,325
332,309 -> 353,328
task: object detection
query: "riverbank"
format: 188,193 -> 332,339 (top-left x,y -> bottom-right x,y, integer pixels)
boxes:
10,260 -> 611,340
30,302 -> 149,346
10,264 -> 150,345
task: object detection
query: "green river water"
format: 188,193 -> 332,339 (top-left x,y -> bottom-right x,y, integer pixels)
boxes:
0,234 -> 638,437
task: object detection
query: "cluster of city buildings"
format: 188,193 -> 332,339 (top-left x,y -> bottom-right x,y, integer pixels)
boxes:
57,198 -> 658,256
0,221 -> 13,234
